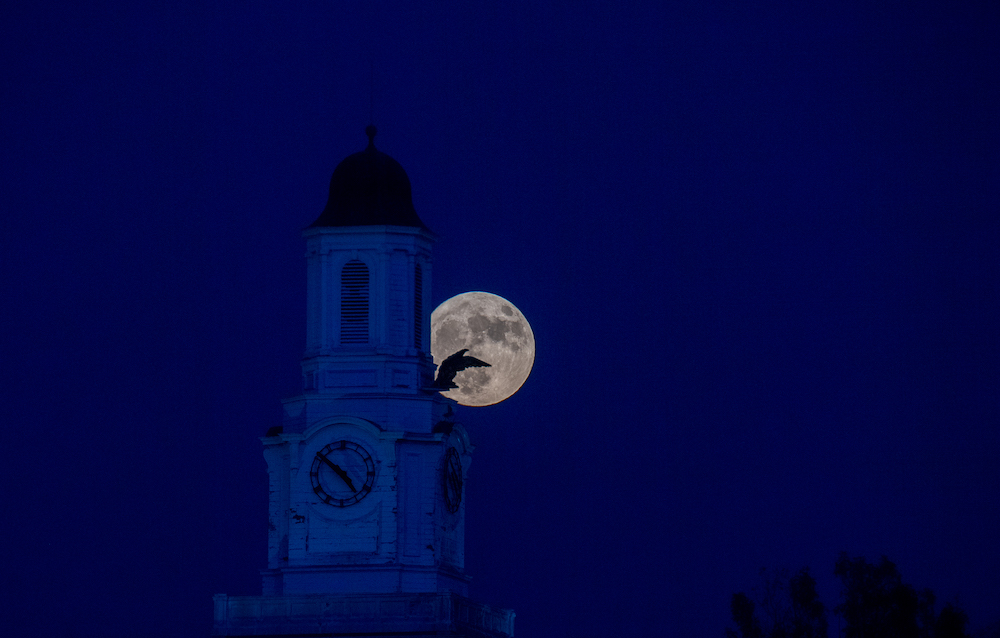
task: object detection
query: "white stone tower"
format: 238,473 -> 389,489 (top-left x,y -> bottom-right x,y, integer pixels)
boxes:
213,127 -> 514,638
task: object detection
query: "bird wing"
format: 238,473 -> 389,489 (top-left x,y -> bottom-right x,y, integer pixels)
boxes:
433,350 -> 488,390
442,349 -> 469,364
459,355 -> 490,370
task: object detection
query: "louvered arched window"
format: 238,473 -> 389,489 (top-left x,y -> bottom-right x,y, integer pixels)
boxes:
340,260 -> 369,344
414,264 -> 423,348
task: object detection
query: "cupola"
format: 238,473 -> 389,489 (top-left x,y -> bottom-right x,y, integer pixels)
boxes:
309,126 -> 428,229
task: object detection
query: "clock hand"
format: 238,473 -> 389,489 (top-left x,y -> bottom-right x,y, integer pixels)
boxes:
315,452 -> 357,492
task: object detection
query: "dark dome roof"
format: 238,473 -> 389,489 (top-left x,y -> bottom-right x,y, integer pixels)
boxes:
309,126 -> 428,229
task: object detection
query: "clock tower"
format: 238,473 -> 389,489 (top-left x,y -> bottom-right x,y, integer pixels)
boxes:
213,127 -> 515,638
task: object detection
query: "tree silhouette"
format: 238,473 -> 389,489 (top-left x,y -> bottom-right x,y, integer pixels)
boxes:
727,556 -> 972,638
934,603 -> 971,638
728,591 -> 763,638
833,553 -> 936,638
789,568 -> 829,638
726,567 -> 828,638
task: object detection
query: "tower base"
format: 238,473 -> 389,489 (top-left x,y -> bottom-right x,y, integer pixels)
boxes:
212,592 -> 514,637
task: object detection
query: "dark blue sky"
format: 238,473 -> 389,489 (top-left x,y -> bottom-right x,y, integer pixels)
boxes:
2,2 -> 997,637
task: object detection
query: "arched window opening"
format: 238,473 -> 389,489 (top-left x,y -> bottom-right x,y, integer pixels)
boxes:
341,260 -> 369,344
414,264 -> 423,348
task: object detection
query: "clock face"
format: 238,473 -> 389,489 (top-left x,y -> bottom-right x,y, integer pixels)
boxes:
310,440 -> 376,507
443,448 -> 463,513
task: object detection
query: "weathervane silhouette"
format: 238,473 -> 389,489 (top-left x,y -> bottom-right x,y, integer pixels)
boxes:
433,349 -> 490,390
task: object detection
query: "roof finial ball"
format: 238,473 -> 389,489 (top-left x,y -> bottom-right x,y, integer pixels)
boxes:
365,124 -> 377,149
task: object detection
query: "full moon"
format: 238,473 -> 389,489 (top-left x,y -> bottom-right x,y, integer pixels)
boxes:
430,291 -> 535,406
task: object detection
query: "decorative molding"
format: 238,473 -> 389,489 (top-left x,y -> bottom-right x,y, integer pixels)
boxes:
212,592 -> 514,637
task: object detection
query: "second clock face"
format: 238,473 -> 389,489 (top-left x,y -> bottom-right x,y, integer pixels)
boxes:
443,448 -> 463,513
310,440 -> 376,507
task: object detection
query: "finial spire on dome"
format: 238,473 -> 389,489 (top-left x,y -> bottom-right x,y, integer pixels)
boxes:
365,124 -> 377,149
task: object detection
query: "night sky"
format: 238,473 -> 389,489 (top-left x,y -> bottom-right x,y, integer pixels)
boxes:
2,2 -> 998,637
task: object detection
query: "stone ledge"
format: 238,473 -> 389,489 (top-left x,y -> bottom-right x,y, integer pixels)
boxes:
212,591 -> 513,638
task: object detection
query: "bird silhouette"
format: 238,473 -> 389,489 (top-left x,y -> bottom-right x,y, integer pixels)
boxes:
433,349 -> 490,389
